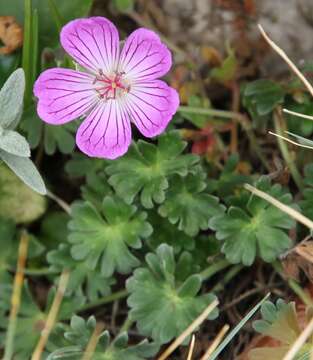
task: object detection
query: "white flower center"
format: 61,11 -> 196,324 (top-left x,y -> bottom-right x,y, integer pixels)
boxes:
93,69 -> 130,101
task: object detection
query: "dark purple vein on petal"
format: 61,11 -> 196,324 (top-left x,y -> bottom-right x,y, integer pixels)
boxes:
129,92 -> 164,112
48,97 -> 96,121
124,97 -> 158,129
68,37 -> 96,71
102,101 -> 113,146
132,88 -> 170,102
72,28 -> 100,67
81,103 -> 103,137
100,24 -> 110,69
121,39 -> 145,70
119,101 -> 130,144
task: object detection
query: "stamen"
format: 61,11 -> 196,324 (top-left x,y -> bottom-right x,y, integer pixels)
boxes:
93,70 -> 130,101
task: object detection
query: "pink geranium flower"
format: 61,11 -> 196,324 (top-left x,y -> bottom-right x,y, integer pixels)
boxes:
34,17 -> 179,159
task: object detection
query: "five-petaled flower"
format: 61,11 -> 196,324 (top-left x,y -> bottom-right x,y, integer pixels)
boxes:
34,17 -> 179,159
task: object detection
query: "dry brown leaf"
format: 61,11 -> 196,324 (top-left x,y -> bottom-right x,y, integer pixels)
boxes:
239,335 -> 282,360
236,161 -> 252,176
282,240 -> 313,283
200,46 -> 222,66
0,16 -> 23,55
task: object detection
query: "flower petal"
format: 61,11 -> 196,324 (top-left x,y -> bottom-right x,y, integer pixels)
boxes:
124,80 -> 179,137
34,68 -> 97,124
76,99 -> 131,159
60,17 -> 119,74
119,28 -> 172,81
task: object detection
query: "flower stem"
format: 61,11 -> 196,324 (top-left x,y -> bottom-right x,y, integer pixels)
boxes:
158,299 -> 219,360
179,106 -> 245,122
119,316 -> 134,334
211,264 -> 243,293
272,261 -> 313,307
32,269 -> 70,360
200,259 -> 231,281
11,267 -> 54,276
73,289 -> 129,315
273,109 -> 303,190
4,231 -> 29,360
288,278 -> 313,307
46,190 -> 72,215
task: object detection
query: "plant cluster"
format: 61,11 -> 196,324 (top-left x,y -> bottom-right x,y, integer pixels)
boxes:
1,0 -> 313,359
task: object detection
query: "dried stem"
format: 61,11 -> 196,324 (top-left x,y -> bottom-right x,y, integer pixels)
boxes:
31,269 -> 70,360
273,109 -> 303,189
73,289 -> 128,316
283,108 -> 313,121
282,315 -> 313,360
272,262 -> 313,307
81,321 -> 105,360
46,190 -> 71,215
269,131 -> 313,150
258,24 -> 313,97
3,231 -> 30,360
199,324 -> 230,360
244,184 -> 313,230
157,299 -> 219,360
186,335 -> 195,360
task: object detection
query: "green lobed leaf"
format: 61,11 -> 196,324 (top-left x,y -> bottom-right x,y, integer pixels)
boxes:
248,299 -> 304,360
126,244 -> 218,344
47,244 -> 115,301
147,213 -> 195,253
253,299 -> 300,343
106,131 -> 199,209
0,282 -> 85,359
243,79 -> 285,116
39,211 -> 70,250
0,68 -> 25,129
44,123 -> 76,155
209,178 -> 295,265
65,153 -> 105,178
20,105 -> 77,155
68,197 -> 153,277
47,315 -> 158,360
158,170 -> 225,236
207,154 -> 251,199
81,171 -> 112,210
